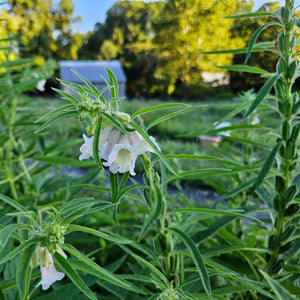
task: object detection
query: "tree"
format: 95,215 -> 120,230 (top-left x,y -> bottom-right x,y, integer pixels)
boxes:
153,0 -> 253,99
1,0 -> 82,60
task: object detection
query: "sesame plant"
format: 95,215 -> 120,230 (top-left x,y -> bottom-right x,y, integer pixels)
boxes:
1,0 -> 300,299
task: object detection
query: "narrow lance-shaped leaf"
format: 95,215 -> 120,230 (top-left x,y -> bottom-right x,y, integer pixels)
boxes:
62,244 -> 145,294
225,11 -> 277,19
35,111 -> 78,133
138,185 -> 164,242
93,117 -> 104,169
132,103 -> 189,118
169,227 -> 211,298
106,68 -> 118,98
245,22 -> 281,63
216,64 -> 270,75
0,193 -> 28,212
101,111 -> 127,134
67,224 -> 133,244
202,42 -> 275,55
251,141 -> 282,192
71,70 -> 99,95
0,236 -> 42,264
17,243 -> 36,300
53,252 -> 97,300
244,73 -> 281,118
260,270 -> 296,300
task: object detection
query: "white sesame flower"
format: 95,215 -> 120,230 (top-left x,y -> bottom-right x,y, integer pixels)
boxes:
35,246 -> 65,290
36,79 -> 46,92
102,131 -> 160,176
100,128 -> 121,161
79,134 -> 94,161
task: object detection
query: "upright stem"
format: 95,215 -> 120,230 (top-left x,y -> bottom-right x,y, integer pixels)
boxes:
266,0 -> 299,275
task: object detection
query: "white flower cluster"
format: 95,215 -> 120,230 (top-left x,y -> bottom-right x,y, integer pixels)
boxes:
79,126 -> 160,176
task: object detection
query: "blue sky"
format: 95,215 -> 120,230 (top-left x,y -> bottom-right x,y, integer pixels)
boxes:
73,0 -> 289,33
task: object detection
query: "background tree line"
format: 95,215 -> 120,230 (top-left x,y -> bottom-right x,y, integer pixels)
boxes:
1,0 -> 287,99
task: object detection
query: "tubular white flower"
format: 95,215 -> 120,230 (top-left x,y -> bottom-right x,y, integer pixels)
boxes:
79,134 -> 94,161
102,131 -> 160,176
100,128 -> 121,161
103,143 -> 138,176
36,246 -> 65,290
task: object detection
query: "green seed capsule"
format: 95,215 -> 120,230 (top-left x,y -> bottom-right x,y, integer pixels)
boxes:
275,176 -> 284,192
289,59 -> 299,77
284,185 -> 297,203
278,32 -> 286,52
274,79 -> 286,99
271,259 -> 284,273
282,225 -> 296,241
143,188 -> 153,206
287,141 -> 297,158
283,98 -> 293,117
268,234 -> 277,250
292,101 -> 300,114
291,123 -> 300,141
279,144 -> 285,157
273,195 -> 281,212
285,203 -> 299,216
279,241 -> 293,254
276,57 -> 287,74
281,120 -> 291,140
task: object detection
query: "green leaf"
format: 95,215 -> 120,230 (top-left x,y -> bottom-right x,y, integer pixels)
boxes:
182,124 -> 262,138
226,12 -> 277,19
138,185 -> 163,242
35,111 -> 78,133
33,154 -> 97,167
202,42 -> 275,55
216,64 -> 270,75
145,105 -> 203,131
53,252 -> 97,300
260,270 -> 296,300
67,224 -> 133,244
61,203 -> 94,226
119,245 -> 169,287
110,172 -> 119,205
244,73 -> 281,117
0,193 -> 28,212
246,22 -> 281,62
0,224 -> 29,247
52,87 -> 80,105
106,68 -> 118,98
251,141 -> 282,192
205,258 -> 274,298
62,244 -> 144,294
92,117 -> 104,169
17,243 -> 35,300
132,103 -> 189,118
71,70 -> 99,96
101,111 -> 127,134
169,227 -> 211,297
171,207 -> 262,223
35,104 -> 74,123
0,236 -> 42,264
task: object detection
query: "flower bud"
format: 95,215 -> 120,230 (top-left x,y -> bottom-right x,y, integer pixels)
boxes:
114,112 -> 131,125
37,245 -> 52,268
292,101 -> 300,114
30,249 -> 39,269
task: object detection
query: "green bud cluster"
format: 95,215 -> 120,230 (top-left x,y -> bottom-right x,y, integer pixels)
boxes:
40,222 -> 66,254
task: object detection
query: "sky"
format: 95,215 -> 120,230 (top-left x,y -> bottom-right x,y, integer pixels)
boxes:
73,0 -> 291,33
